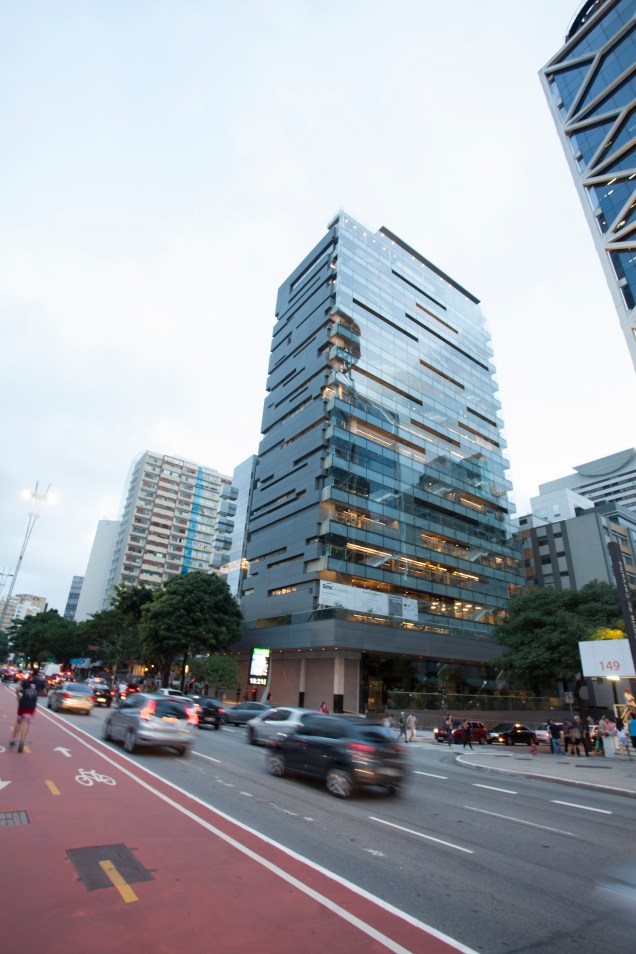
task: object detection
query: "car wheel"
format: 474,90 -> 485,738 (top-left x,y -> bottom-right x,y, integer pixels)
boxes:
385,782 -> 400,795
103,720 -> 113,741
326,767 -> 354,799
177,747 -> 189,757
267,752 -> 286,777
214,721 -> 221,730
504,737 -> 511,746
478,736 -> 486,745
124,729 -> 137,754
247,727 -> 256,745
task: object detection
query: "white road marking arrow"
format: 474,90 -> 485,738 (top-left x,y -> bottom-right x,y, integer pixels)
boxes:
54,746 -> 72,757
0,780 -> 11,791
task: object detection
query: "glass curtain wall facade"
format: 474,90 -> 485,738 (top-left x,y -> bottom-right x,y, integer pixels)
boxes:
540,0 -> 636,370
239,213 -> 522,711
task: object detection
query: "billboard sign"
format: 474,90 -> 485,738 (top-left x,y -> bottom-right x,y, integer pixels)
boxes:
248,647 -> 271,687
578,639 -> 636,678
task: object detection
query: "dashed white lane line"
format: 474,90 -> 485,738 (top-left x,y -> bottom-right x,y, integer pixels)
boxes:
414,770 -> 448,779
369,816 -> 474,854
551,800 -> 612,814
465,805 -> 579,838
193,751 -> 221,763
472,783 -> 517,794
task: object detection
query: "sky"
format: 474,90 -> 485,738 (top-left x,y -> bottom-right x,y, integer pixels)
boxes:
1,0 -> 635,615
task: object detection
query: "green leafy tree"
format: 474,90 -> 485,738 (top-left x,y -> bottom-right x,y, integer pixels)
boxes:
77,608 -> 144,677
188,654 -> 239,696
139,571 -> 242,687
113,584 -> 155,626
496,580 -> 623,717
9,610 -> 85,666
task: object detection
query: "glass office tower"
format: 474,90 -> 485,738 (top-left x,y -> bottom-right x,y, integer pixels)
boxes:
239,213 -> 522,712
540,0 -> 636,370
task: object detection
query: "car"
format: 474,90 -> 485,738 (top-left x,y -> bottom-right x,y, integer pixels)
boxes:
246,706 -> 319,746
103,692 -> 198,756
266,713 -> 406,798
191,696 -> 226,730
47,682 -> 96,715
88,680 -> 116,707
433,720 -> 490,745
223,701 -> 271,725
155,687 -> 186,697
116,681 -> 142,700
489,722 -> 537,746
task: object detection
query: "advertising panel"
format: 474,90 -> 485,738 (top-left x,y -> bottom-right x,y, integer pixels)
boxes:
578,639 -> 636,678
248,647 -> 271,687
319,580 -> 418,622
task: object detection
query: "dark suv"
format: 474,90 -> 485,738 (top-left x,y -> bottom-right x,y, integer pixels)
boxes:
266,713 -> 406,798
192,696 -> 226,729
433,720 -> 490,745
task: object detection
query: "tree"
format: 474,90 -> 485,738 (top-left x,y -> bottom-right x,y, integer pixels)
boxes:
495,581 -> 623,717
139,572 -> 242,687
188,654 -> 239,695
77,608 -> 143,677
9,610 -> 84,666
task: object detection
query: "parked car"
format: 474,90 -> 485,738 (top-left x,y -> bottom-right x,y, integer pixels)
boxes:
246,706 -> 318,745
224,701 -> 271,725
48,682 -> 96,715
489,722 -> 537,746
192,696 -> 226,730
266,713 -> 406,798
103,692 -> 198,756
433,720 -> 490,745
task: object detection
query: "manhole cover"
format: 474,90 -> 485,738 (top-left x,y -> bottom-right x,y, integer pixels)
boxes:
67,844 -> 154,890
0,811 -> 29,826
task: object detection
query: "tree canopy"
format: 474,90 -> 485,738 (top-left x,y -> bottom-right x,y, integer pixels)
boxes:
8,609 -> 85,665
495,580 -> 624,711
139,571 -> 242,686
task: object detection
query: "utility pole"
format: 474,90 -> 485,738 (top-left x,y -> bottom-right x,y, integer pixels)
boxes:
0,483 -> 51,634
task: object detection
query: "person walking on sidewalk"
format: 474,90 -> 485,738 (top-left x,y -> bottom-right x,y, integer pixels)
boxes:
407,712 -> 417,742
462,719 -> 473,750
398,712 -> 408,742
10,673 -> 39,753
629,713 -> 636,751
548,719 -> 563,754
570,716 -> 584,756
445,713 -> 454,747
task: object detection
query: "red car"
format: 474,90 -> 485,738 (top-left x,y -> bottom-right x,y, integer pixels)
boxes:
433,720 -> 490,745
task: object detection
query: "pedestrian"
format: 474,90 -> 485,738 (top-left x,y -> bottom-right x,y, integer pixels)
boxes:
629,713 -> 636,751
462,719 -> 473,750
561,719 -> 571,754
570,716 -> 584,757
407,712 -> 417,742
382,712 -> 393,730
599,714 -> 618,758
397,711 -> 408,742
445,713 -> 454,747
320,701 -> 329,714
548,719 -> 563,754
10,674 -> 39,753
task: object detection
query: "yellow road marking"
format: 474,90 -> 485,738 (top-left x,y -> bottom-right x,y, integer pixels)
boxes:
99,860 -> 139,903
45,780 -> 60,795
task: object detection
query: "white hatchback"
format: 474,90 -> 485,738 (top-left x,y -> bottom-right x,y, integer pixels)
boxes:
246,706 -> 319,746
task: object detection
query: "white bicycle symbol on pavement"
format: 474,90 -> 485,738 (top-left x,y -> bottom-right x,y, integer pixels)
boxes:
75,768 -> 116,787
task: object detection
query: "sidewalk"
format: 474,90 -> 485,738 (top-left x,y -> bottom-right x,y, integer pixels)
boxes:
411,731 -> 636,798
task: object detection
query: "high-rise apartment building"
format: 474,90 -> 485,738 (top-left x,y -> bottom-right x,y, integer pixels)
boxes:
74,520 -> 121,622
238,212 -> 523,712
540,0 -> 636,370
105,452 -> 233,601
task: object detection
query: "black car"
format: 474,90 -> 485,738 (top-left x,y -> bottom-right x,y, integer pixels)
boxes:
489,722 -> 537,746
223,701 -> 270,725
266,713 -> 406,798
192,696 -> 226,729
89,681 -> 115,707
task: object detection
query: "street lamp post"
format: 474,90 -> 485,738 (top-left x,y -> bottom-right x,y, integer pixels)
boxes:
0,482 -> 51,634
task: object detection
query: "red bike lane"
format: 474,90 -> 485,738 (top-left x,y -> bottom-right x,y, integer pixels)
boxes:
0,691 -> 475,954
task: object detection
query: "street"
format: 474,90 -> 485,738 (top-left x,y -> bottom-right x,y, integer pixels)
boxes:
2,690 -> 635,953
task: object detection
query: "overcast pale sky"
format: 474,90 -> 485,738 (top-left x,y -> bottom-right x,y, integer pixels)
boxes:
1,0 -> 635,614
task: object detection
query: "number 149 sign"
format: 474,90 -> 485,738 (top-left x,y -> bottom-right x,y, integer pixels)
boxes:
578,639 -> 636,677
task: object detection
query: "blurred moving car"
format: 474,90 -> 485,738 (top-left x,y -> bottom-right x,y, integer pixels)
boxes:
246,706 -> 318,745
489,722 -> 537,746
267,713 -> 406,798
433,720 -> 490,745
88,679 -> 116,707
224,701 -> 270,725
48,682 -> 96,715
155,688 -> 186,697
192,696 -> 226,729
103,693 -> 197,756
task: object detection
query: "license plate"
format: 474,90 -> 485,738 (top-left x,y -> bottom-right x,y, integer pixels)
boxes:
162,716 -> 177,724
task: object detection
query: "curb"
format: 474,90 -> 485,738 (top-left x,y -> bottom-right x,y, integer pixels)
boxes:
455,754 -> 636,800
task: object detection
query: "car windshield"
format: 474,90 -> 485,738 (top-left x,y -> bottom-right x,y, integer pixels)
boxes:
66,684 -> 92,695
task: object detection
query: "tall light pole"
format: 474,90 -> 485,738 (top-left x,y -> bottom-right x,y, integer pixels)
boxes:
0,482 -> 51,634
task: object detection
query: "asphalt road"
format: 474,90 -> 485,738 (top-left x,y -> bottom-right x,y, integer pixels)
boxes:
29,703 -> 636,953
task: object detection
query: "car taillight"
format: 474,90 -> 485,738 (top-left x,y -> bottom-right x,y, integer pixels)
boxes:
63,692 -> 72,699
218,708 -> 225,716
185,705 -> 198,725
140,701 -> 157,720
346,741 -> 377,756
